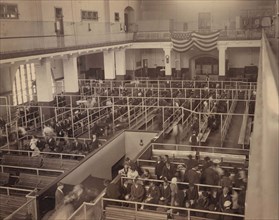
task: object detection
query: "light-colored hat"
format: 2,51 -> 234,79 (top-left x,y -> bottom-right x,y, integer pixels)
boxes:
224,200 -> 232,207
213,159 -> 221,164
171,177 -> 177,184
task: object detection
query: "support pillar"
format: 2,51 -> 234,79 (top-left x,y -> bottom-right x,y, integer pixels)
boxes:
34,58 -> 54,119
63,55 -> 79,106
63,55 -> 79,93
115,49 -> 126,80
175,52 -> 181,78
218,46 -> 227,76
103,50 -> 116,79
163,48 -> 172,78
35,58 -> 53,102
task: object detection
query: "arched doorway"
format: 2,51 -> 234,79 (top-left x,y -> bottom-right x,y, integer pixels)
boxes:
189,54 -> 218,79
124,6 -> 135,33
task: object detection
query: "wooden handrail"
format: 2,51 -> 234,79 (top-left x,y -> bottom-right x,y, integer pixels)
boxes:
137,158 -> 248,170
0,164 -> 64,174
1,148 -> 86,158
101,198 -> 245,218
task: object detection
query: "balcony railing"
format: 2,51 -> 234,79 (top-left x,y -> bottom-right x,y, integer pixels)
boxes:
0,19 -> 275,60
0,21 -> 134,59
133,28 -> 275,42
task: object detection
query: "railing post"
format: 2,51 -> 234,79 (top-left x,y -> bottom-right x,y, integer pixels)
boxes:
84,204 -> 87,220
187,210 -> 190,220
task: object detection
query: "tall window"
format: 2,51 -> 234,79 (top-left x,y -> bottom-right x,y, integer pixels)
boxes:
198,12 -> 211,31
13,64 -> 36,106
0,3 -> 19,19
114,12 -> 120,22
81,10 -> 98,21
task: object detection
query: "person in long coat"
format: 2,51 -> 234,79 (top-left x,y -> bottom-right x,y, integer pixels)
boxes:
130,178 -> 145,202
55,182 -> 65,210
155,156 -> 165,180
161,162 -> 176,181
160,178 -> 171,205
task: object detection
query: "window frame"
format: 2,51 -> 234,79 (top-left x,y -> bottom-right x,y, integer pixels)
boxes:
0,3 -> 19,19
81,10 -> 98,21
12,64 -> 36,106
114,12 -> 120,22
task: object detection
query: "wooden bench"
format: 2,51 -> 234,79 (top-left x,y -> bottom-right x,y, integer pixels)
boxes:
238,114 -> 248,146
15,173 -> 40,189
200,128 -> 211,143
238,102 -> 250,147
164,115 -> 183,135
0,172 -> 10,185
131,113 -> 157,130
136,210 -> 168,220
173,215 -> 212,220
42,158 -> 63,170
0,194 -> 28,219
37,175 -> 57,189
42,157 -> 79,171
2,155 -> 42,168
244,118 -> 252,146
61,159 -> 79,170
105,206 -> 136,220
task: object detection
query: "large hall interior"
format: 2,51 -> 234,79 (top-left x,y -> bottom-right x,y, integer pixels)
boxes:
0,0 -> 278,220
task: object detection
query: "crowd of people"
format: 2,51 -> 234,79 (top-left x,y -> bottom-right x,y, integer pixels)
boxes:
27,133 -> 101,157
103,156 -> 247,219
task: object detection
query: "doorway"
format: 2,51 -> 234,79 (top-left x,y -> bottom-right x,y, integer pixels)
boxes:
124,6 -> 135,33
55,7 -> 64,47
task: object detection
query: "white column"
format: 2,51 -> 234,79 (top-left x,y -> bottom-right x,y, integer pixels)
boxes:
35,58 -> 53,102
175,52 -> 181,71
163,48 -> 172,76
218,46 -> 227,76
103,50 -> 116,79
63,55 -> 79,93
115,49 -> 126,77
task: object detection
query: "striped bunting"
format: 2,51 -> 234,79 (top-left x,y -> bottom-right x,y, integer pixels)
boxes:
171,31 -> 220,52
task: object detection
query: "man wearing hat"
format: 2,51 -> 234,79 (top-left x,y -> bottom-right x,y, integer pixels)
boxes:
223,200 -> 235,220
189,131 -> 199,151
213,158 -> 224,176
130,177 -> 145,203
184,161 -> 201,184
201,161 -> 219,186
219,187 -> 232,212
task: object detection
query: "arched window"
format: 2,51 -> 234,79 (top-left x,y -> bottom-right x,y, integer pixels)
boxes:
12,63 -> 36,106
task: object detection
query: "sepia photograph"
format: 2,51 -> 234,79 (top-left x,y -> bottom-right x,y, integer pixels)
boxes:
0,0 -> 278,219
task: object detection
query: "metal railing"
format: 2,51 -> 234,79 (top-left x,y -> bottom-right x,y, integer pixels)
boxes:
0,187 -> 37,220
120,176 -> 242,192
78,79 -> 257,90
0,148 -> 86,160
69,197 -> 245,220
133,28 -> 275,42
150,143 -> 249,156
4,196 -> 37,220
0,164 -> 64,175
